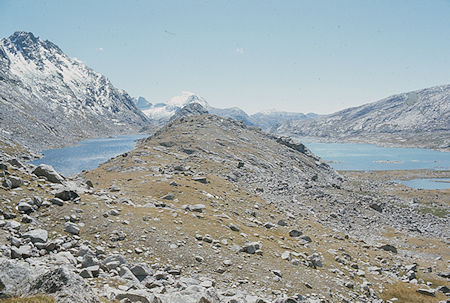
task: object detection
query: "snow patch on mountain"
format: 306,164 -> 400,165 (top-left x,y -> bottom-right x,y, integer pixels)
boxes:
0,31 -> 149,153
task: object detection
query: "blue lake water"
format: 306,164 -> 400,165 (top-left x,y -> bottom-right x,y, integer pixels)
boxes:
395,178 -> 450,190
303,142 -> 450,171
32,135 -> 450,185
31,134 -> 147,176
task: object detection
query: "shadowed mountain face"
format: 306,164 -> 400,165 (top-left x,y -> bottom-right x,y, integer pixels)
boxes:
276,85 -> 450,150
0,31 -> 149,154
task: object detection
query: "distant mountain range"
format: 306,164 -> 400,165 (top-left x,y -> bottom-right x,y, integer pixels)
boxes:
0,31 -> 149,155
276,85 -> 450,150
1,31 -> 448,157
133,92 -> 317,131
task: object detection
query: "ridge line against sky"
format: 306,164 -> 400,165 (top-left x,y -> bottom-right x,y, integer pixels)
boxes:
1,0 -> 450,114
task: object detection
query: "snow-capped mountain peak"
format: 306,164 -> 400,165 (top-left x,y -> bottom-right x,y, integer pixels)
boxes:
138,91 -> 209,122
167,91 -> 208,108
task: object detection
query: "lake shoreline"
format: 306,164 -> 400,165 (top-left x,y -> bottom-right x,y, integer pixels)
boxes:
296,135 -> 450,153
30,134 -> 149,176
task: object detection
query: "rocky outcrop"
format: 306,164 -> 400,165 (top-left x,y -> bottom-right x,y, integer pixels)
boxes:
169,102 -> 209,122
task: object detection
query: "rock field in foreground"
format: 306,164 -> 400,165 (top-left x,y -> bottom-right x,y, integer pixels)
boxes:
0,115 -> 448,302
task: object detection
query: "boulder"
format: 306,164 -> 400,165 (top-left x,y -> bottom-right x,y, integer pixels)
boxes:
28,267 -> 100,302
436,285 -> 449,294
17,201 -> 33,213
55,190 -> 79,201
416,288 -> 435,297
130,263 -> 152,281
0,257 -> 33,297
369,203 -> 383,212
2,179 -> 12,189
229,223 -> 240,232
81,254 -> 99,268
5,221 -> 21,230
50,197 -> 64,206
22,229 -> 48,244
32,164 -> 64,184
102,254 -> 127,269
8,176 -> 23,189
161,193 -> 174,200
7,159 -> 24,169
115,290 -> 160,303
289,229 -> 303,237
192,176 -> 207,184
64,222 -> 80,235
300,235 -> 312,243
379,244 -> 397,254
240,242 -> 262,254
307,253 -> 323,268
277,219 -> 288,226
186,204 -> 206,213
10,245 -> 32,259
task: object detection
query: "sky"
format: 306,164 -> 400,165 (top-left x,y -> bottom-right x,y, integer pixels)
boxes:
1,0 -> 450,114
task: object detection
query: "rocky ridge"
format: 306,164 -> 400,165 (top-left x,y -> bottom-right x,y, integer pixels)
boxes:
1,114 -> 448,302
276,85 -> 450,150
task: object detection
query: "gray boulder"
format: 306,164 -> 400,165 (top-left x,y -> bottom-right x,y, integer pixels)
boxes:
186,204 -> 206,213
7,158 -> 25,169
55,189 -> 79,201
28,267 -> 100,302
130,263 -> 153,281
0,257 -> 33,298
50,197 -> 64,206
379,244 -> 397,254
17,201 -> 33,213
64,222 -> 80,235
11,245 -> 32,259
22,229 -> 48,244
2,179 -> 12,189
289,229 -> 303,237
416,288 -> 435,297
81,254 -> 99,268
32,164 -> 64,184
115,290 -> 160,303
8,176 -> 23,189
240,242 -> 262,254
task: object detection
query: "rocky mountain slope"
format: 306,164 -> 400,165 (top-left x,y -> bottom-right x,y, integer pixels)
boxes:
276,85 -> 450,150
1,113 -> 448,302
0,31 -> 149,157
134,92 -> 314,131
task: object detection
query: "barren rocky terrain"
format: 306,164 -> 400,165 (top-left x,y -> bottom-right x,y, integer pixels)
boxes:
1,114 -> 448,303
276,85 -> 450,151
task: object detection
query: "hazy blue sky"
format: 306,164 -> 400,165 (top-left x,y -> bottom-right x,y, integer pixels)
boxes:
1,0 -> 450,114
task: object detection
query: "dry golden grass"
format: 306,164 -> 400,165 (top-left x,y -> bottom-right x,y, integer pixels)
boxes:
382,282 -> 446,303
0,295 -> 55,303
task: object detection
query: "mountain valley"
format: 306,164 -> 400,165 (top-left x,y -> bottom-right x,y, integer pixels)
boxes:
0,30 -> 449,303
